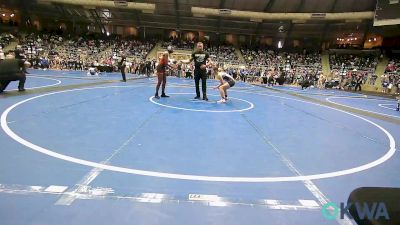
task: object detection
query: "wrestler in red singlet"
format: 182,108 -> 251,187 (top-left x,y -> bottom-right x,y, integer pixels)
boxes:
155,52 -> 170,99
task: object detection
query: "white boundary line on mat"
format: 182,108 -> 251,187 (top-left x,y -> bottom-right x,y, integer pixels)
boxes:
1,85 -> 396,182
326,96 -> 400,119
9,76 -> 61,91
378,103 -> 397,111
149,93 -> 254,113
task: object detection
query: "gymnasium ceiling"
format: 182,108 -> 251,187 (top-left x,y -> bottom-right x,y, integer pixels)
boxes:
1,0 -> 386,38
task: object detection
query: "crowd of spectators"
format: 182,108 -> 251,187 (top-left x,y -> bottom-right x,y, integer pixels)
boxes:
241,49 -> 321,70
241,48 -> 279,67
239,48 -> 385,92
19,33 -> 65,69
1,29 -> 398,95
99,39 -> 155,74
213,65 -> 322,89
326,69 -> 370,91
7,32 -> 155,73
382,57 -> 400,94
111,39 -> 155,60
0,33 -> 15,49
329,54 -> 378,72
0,33 -> 16,60
162,38 -> 241,65
162,37 -> 195,50
208,45 -> 241,65
239,48 -> 322,87
289,53 -> 321,69
329,53 -> 379,90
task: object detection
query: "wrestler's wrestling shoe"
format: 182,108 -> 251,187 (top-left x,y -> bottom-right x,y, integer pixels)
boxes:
217,99 -> 226,104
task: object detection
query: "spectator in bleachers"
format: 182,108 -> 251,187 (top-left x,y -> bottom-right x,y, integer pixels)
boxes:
384,57 -> 400,94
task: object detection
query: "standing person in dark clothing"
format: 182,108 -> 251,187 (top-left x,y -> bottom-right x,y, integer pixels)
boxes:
119,56 -> 126,82
354,75 -> 363,92
14,45 -> 25,60
177,63 -> 182,78
134,62 -> 139,74
15,45 -> 29,74
146,60 -> 152,77
184,42 -> 211,101
300,75 -> 310,90
396,96 -> 400,111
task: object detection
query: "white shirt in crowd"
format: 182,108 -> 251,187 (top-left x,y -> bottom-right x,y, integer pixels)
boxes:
87,67 -> 98,76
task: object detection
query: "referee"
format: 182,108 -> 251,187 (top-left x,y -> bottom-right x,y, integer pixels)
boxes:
119,56 -> 127,82
185,42 -> 211,101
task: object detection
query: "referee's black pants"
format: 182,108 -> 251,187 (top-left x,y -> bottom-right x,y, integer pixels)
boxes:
194,68 -> 207,98
354,83 -> 362,91
121,66 -> 126,81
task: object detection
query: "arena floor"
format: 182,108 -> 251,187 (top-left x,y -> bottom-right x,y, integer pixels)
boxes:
0,69 -> 399,225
